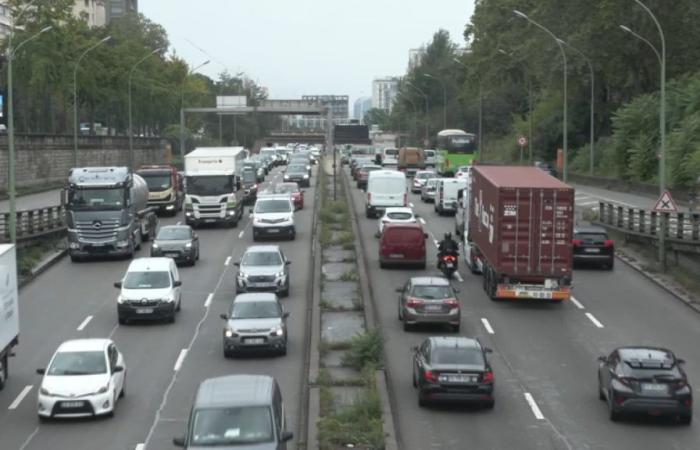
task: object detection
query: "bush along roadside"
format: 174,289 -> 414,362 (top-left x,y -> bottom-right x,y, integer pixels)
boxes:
16,236 -> 67,287
315,156 -> 386,450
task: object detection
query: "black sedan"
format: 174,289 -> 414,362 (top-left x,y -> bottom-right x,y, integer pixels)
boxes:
573,226 -> 615,270
150,225 -> 200,266
598,346 -> 692,424
283,164 -> 311,187
412,336 -> 494,408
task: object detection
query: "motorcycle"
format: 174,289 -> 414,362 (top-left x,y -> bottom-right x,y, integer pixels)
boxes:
438,252 -> 459,278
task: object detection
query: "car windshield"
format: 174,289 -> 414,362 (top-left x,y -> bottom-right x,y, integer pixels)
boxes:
140,174 -> 171,191
575,232 -> 607,241
231,301 -> 281,319
411,285 -> 453,299
255,199 -> 292,213
186,175 -> 233,196
416,173 -> 435,180
242,251 -> 282,266
433,347 -> 484,366
242,170 -> 256,183
288,165 -> 307,173
48,351 -> 107,376
191,406 -> 274,446
68,188 -> 124,210
386,212 -> 413,221
123,271 -> 170,289
157,228 -> 190,240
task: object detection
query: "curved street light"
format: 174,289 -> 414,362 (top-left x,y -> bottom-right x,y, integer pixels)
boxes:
513,9 -> 568,182
179,60 -> 211,159
405,80 -> 429,144
74,36 -> 112,166
128,47 -> 165,169
424,73 -> 447,129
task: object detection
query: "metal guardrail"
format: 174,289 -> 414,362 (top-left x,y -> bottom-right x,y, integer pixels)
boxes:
0,205 -> 66,243
596,201 -> 700,253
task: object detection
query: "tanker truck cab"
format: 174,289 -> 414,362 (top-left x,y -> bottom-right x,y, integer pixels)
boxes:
137,165 -> 183,216
64,167 -> 158,262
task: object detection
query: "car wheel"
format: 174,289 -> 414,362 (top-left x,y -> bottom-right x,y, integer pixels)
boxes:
484,399 -> 495,409
280,342 -> 288,356
290,230 -> 296,240
598,378 -> 605,401
176,297 -> 182,312
417,390 -> 428,408
118,316 -> 127,325
119,379 -> 126,398
451,323 -> 460,333
403,321 -> 413,332
168,313 -> 176,324
607,258 -> 615,270
412,370 -> 417,388
0,354 -> 7,391
398,303 -> 403,321
223,348 -> 234,359
679,412 -> 692,425
38,415 -> 50,423
608,395 -> 621,421
70,254 -> 82,263
379,261 -> 386,269
196,249 -> 200,261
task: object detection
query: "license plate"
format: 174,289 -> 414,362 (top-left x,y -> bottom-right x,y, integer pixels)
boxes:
440,374 -> 475,383
91,243 -> 105,247
61,401 -> 84,408
516,291 -> 552,299
424,305 -> 442,312
246,338 -> 265,345
252,283 -> 276,288
266,229 -> 279,233
165,252 -> 179,257
136,308 -> 153,314
445,263 -> 454,268
389,253 -> 403,258
204,219 -> 216,223
584,248 -> 600,253
642,383 -> 668,392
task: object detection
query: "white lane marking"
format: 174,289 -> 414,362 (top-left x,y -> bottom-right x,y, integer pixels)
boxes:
108,323 -> 119,339
135,445 -> 145,450
585,312 -> 605,328
224,256 -> 232,266
17,426 -> 40,450
76,315 -> 93,331
238,230 -> 244,239
173,349 -> 188,372
570,296 -> 585,310
454,271 -> 463,282
419,217 -> 426,225
204,293 -> 213,308
8,385 -> 33,410
409,202 -> 414,208
481,318 -> 495,334
433,239 -> 439,248
524,392 -> 545,420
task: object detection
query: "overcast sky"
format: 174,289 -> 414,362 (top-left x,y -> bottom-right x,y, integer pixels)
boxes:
140,0 -> 475,112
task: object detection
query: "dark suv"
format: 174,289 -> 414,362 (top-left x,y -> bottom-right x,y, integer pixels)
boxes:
598,347 -> 692,424
573,226 -> 614,270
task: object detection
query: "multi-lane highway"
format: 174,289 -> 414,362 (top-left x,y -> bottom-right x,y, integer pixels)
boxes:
0,165 -> 316,450
345,167 -> 700,450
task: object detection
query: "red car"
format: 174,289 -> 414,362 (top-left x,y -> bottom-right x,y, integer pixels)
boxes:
379,222 -> 427,269
274,182 -> 304,210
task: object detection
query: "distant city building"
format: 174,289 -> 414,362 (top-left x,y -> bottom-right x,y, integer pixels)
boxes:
301,95 -> 349,118
353,97 -> 372,121
0,1 -> 11,38
106,0 -> 138,23
408,47 -> 425,71
72,0 -> 107,27
372,77 -> 399,113
281,116 -> 355,132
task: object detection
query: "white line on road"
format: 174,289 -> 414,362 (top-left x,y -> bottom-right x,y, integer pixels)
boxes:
8,385 -> 33,410
224,256 -> 232,266
173,349 -> 188,372
18,426 -> 40,450
135,444 -> 145,450
238,230 -> 244,239
585,312 -> 605,328
419,217 -> 426,225
524,392 -> 545,420
433,239 -> 439,248
481,318 -> 495,334
409,202 -> 414,208
76,315 -> 93,331
454,271 -> 463,282
570,296 -> 585,310
204,293 -> 213,308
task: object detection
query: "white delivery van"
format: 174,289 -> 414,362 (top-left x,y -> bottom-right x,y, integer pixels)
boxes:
365,170 -> 407,218
381,148 -> 399,167
435,178 -> 468,216
0,244 -> 18,391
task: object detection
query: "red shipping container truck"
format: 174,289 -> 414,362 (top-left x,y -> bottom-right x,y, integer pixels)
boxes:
467,166 -> 574,301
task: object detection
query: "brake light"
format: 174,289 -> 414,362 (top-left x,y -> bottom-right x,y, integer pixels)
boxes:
572,239 -> 583,247
444,298 -> 459,307
368,192 -> 372,204
617,376 -> 634,387
424,370 -> 438,383
482,370 -> 494,383
604,239 -> 614,248
406,297 -> 423,308
442,255 -> 457,262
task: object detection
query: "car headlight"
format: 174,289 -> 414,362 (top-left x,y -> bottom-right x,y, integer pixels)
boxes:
117,295 -> 125,304
185,242 -> 192,248
97,385 -> 109,394
271,326 -> 284,336
275,271 -> 285,279
152,243 -> 159,249
284,175 -> 290,180
237,271 -> 247,279
303,174 -> 309,179
163,295 -> 175,303
225,328 -> 237,338
39,387 -> 52,396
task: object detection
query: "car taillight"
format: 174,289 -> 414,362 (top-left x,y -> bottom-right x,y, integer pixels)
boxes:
482,370 -> 494,383
443,255 -> 457,262
673,379 -> 688,389
404,193 -> 407,206
368,193 -> 372,204
604,239 -> 614,248
444,298 -> 459,307
382,220 -> 389,224
572,239 -> 583,247
406,297 -> 423,308
617,376 -> 634,387
424,370 -> 438,383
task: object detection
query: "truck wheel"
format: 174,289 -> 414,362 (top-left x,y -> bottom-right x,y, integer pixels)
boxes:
0,354 -> 8,391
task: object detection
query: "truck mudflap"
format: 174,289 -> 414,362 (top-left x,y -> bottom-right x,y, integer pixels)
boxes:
496,285 -> 571,301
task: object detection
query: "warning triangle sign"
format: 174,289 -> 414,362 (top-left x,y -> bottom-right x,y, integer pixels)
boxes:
652,190 -> 678,213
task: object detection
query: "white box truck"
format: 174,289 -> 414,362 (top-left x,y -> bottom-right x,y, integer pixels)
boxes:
0,244 -> 19,391
184,147 -> 247,227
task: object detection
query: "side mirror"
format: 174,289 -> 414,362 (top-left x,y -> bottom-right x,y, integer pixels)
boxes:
36,368 -> 46,375
113,365 -> 124,373
597,356 -> 607,363
173,436 -> 186,447
193,234 -> 198,240
173,280 -> 182,287
114,281 -> 122,288
220,313 -> 228,320
249,209 -> 254,215
233,262 -> 240,267
414,214 -> 420,218
411,346 -> 419,352
424,233 -> 428,239
283,312 -> 290,319
281,431 -> 294,442
395,287 -> 403,293
677,358 -> 686,364
285,260 -> 291,265
484,348 -> 493,354
453,288 -> 461,294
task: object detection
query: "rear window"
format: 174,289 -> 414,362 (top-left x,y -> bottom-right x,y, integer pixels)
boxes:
384,149 -> 398,156
386,212 -> 413,220
424,150 -> 435,157
575,232 -> 607,241
384,228 -> 423,244
369,177 -> 405,193
432,347 -> 484,366
411,285 -> 453,299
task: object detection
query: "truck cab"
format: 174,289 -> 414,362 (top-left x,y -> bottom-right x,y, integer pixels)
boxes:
137,165 -> 183,216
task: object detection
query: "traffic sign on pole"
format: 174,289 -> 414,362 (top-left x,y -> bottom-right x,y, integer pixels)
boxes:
517,135 -> 528,147
652,190 -> 678,213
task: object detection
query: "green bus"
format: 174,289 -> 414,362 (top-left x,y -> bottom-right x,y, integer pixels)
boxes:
436,129 -> 477,176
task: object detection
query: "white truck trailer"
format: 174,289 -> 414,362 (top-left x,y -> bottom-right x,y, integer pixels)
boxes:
0,244 -> 19,391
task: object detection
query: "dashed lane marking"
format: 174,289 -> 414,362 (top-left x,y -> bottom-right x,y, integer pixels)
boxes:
570,296 -> 585,310
135,445 -> 145,450
419,217 -> 426,225
524,392 -> 545,420
481,318 -> 495,334
238,230 -> 245,239
204,293 -> 213,308
409,202 -> 414,208
224,256 -> 231,266
8,385 -> 33,410
585,312 -> 605,328
433,239 -> 439,248
77,315 -> 93,331
173,349 -> 188,372
454,271 -> 463,282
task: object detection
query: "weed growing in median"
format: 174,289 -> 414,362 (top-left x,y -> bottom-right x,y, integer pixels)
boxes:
342,329 -> 384,371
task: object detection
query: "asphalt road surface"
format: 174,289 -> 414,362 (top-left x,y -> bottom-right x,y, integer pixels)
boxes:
0,165 -> 316,450
346,168 -> 700,450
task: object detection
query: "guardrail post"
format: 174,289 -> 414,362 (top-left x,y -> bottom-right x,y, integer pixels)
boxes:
662,213 -> 670,238
628,208 -> 635,231
639,210 -> 646,233
677,213 -> 685,240
607,203 -> 613,224
616,206 -> 624,228
27,210 -> 35,236
650,211 -> 657,235
0,212 -> 7,242
692,213 -> 700,241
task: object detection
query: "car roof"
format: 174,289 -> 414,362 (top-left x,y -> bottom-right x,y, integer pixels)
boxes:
410,276 -> 450,286
574,226 -> 607,234
159,225 -> 191,231
57,338 -> 110,353
368,170 -> 405,178
256,195 -> 292,202
234,293 -> 279,303
384,207 -> 413,214
127,257 -> 172,271
244,245 -> 281,253
430,336 -> 481,350
195,375 -> 275,409
617,347 -> 674,361
383,222 -> 423,231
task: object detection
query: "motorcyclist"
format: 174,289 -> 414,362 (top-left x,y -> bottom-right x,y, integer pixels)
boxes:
437,232 -> 459,268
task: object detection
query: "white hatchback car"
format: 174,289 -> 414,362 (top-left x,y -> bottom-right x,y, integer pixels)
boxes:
455,165 -> 472,180
37,339 -> 126,420
115,257 -> 182,324
377,207 -> 418,236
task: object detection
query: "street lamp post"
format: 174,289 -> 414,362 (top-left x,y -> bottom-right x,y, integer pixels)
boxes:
179,60 -> 210,160
405,81 -> 429,145
424,73 -> 447,129
74,36 -> 111,167
620,0 -> 667,269
452,57 -> 484,161
397,91 -> 418,144
128,47 -> 164,170
498,49 -> 534,164
513,9 -> 568,182
6,23 -> 53,243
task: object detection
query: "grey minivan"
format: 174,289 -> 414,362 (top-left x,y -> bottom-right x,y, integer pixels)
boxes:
174,375 -> 293,449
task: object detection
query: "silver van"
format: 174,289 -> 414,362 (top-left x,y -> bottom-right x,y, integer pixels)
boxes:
174,375 -> 293,449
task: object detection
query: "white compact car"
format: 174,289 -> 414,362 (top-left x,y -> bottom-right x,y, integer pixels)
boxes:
37,339 -> 126,420
377,207 -> 418,236
455,165 -> 472,180
115,257 -> 182,324
251,195 -> 296,241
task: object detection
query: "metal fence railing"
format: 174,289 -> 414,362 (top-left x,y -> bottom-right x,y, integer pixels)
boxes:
0,205 -> 66,243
